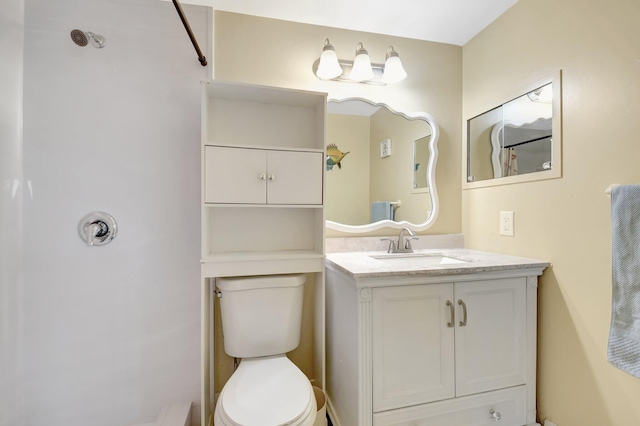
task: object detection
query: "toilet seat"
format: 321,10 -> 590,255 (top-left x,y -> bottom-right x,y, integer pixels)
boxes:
215,355 -> 316,426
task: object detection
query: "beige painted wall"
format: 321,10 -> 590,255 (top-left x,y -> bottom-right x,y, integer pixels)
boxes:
213,10 -> 462,237
211,9 -> 462,397
463,0 -> 640,424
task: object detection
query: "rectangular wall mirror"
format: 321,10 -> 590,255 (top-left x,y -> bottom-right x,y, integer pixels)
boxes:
464,71 -> 562,188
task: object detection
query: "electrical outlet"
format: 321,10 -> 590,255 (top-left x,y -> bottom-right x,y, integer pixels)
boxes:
500,211 -> 515,236
380,139 -> 392,158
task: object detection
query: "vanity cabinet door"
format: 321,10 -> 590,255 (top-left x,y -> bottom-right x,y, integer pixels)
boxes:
454,278 -> 527,397
372,283 -> 455,412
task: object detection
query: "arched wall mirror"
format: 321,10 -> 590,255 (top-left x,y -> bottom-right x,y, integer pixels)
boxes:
325,97 -> 440,233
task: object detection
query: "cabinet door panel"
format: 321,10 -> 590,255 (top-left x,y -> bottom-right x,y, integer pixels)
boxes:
373,284 -> 455,412
454,278 -> 526,396
267,150 -> 323,205
204,146 -> 266,204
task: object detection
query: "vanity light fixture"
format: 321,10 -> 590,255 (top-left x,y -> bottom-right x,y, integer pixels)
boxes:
314,39 -> 407,85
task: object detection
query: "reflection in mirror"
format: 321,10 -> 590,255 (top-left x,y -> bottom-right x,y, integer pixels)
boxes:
414,136 -> 430,189
466,72 -> 561,188
325,98 -> 439,233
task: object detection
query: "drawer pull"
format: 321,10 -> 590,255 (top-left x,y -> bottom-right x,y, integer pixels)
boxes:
458,299 -> 468,326
446,300 -> 454,328
489,409 -> 502,421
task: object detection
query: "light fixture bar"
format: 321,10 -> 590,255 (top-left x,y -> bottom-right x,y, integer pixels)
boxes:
313,39 -> 407,85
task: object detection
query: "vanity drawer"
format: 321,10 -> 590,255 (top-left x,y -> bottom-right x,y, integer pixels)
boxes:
373,386 -> 526,426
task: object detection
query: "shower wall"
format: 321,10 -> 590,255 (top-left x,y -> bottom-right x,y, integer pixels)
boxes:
22,0 -> 210,424
0,1 -> 25,425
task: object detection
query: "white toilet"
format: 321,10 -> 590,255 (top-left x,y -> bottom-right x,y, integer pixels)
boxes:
214,274 -> 317,426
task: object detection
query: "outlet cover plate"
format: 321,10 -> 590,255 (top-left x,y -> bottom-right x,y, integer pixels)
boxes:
380,139 -> 391,158
500,211 -> 515,236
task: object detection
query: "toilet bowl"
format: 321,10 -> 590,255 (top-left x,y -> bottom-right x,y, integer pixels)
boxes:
214,355 -> 316,426
213,274 -> 316,426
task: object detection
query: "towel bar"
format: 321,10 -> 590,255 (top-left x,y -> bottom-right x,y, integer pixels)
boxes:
606,184 -> 620,196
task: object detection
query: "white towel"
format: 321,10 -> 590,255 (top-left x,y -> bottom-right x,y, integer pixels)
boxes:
608,184 -> 640,378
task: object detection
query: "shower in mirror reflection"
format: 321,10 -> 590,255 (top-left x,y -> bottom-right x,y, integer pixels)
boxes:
465,71 -> 562,188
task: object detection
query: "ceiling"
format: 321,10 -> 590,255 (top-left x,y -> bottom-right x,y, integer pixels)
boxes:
180,0 -> 520,46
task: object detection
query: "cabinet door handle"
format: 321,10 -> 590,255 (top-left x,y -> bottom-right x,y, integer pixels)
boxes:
259,173 -> 266,180
489,409 -> 502,421
458,299 -> 467,327
446,300 -> 454,328
268,173 -> 275,181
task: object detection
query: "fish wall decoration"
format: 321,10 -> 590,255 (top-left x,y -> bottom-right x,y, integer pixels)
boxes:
326,144 -> 350,171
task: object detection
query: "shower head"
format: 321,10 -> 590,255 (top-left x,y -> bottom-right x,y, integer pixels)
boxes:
70,29 -> 106,48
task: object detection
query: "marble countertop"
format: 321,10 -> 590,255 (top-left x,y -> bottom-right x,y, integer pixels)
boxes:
326,248 -> 550,279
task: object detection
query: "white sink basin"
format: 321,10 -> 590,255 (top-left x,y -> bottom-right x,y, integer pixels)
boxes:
370,253 -> 470,267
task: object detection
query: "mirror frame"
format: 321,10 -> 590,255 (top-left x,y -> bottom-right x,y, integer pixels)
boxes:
325,97 -> 440,233
463,70 -> 562,189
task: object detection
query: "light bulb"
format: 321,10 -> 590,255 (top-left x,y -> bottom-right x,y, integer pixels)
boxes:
349,42 -> 374,82
315,39 -> 343,80
382,46 -> 407,83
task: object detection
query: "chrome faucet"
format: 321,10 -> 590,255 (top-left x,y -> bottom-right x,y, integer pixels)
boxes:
380,227 -> 419,253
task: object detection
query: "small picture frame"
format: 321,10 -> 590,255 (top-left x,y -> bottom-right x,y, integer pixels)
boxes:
380,139 -> 392,158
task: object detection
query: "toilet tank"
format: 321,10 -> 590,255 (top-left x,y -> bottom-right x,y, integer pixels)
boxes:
217,273 -> 306,358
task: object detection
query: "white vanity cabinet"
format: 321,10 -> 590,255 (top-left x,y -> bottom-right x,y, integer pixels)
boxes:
204,146 -> 323,205
325,253 -> 546,426
372,278 -> 527,417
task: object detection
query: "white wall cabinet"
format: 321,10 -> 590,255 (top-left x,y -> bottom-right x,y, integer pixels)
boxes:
200,80 -> 327,426
204,146 -> 323,205
200,80 -> 327,263
326,265 -> 542,426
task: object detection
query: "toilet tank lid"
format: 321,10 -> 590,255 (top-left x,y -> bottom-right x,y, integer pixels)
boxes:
217,273 -> 306,292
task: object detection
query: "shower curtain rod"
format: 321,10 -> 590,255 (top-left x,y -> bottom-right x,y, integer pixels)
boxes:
172,0 -> 207,66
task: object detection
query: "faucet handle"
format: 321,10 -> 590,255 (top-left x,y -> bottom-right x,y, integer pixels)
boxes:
380,237 -> 396,253
405,236 -> 419,250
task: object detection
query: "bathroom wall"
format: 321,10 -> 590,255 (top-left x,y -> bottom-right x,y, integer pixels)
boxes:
210,10 -> 462,394
0,1 -> 25,425
22,0 -> 210,424
212,11 -> 463,237
462,0 -> 640,424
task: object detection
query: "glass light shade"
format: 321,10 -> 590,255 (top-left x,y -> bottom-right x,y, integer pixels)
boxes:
316,48 -> 343,80
382,55 -> 407,83
349,51 -> 374,81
